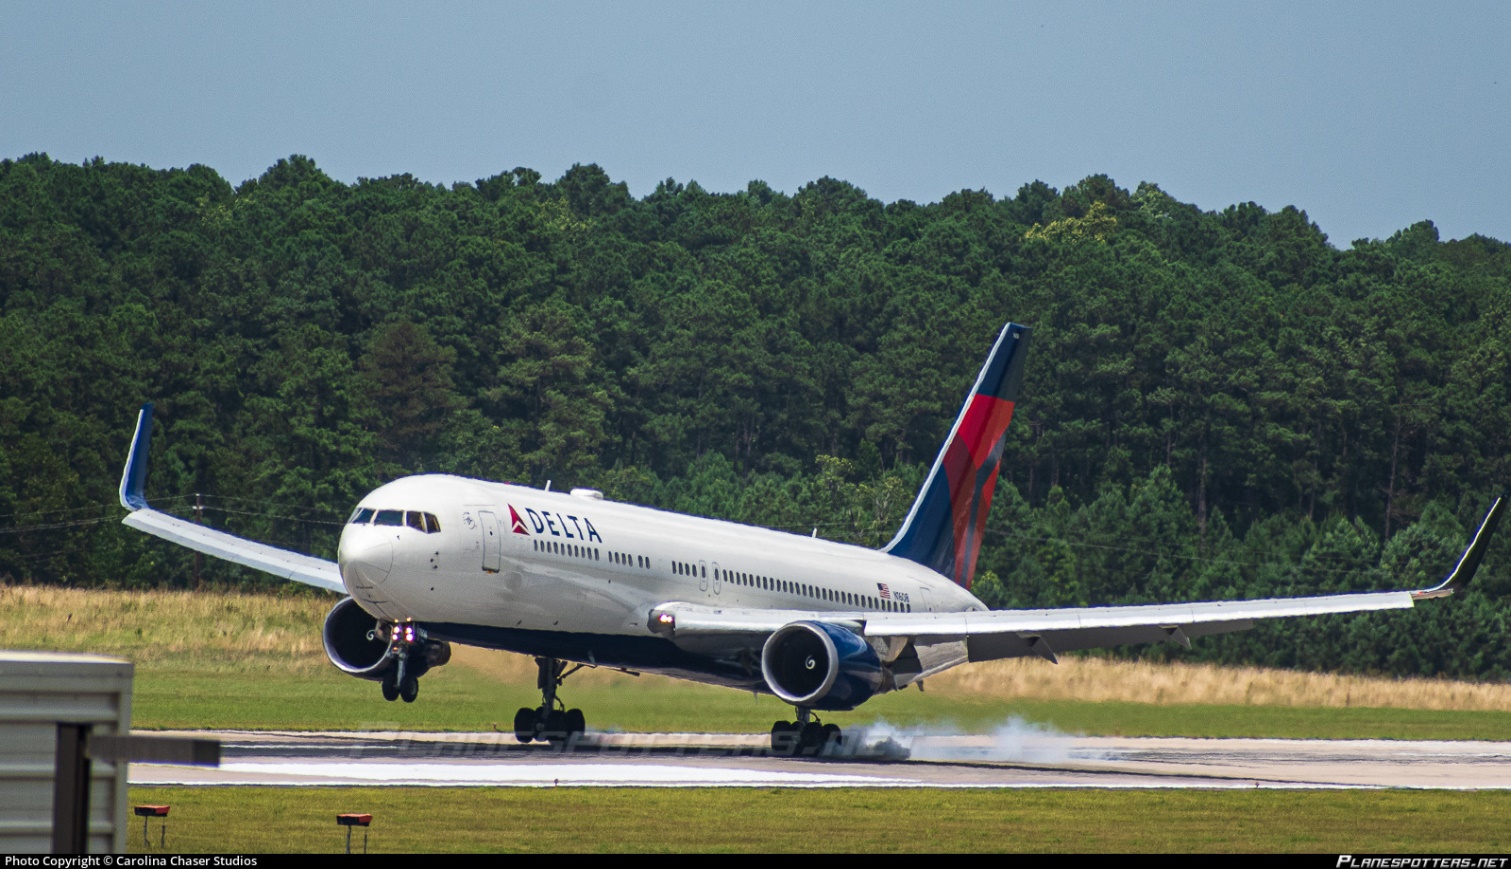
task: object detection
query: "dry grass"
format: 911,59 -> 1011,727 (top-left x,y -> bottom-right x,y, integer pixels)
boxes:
455,633 -> 1511,714
930,656 -> 1511,712
0,584 -> 329,673
7,585 -> 1511,713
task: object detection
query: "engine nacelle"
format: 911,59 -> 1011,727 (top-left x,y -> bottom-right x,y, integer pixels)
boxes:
322,597 -> 449,681
760,620 -> 882,711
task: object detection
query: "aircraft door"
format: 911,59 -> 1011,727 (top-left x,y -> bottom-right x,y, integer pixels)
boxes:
920,587 -> 934,612
711,562 -> 721,595
479,510 -> 501,573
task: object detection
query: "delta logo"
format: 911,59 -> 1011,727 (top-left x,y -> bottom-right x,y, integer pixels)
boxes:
508,504 -> 604,543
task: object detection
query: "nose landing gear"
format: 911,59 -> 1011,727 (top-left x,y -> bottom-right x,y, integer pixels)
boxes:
770,707 -> 842,756
513,657 -> 588,745
375,622 -> 448,704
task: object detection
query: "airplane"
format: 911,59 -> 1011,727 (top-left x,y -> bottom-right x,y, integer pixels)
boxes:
118,321 -> 1506,755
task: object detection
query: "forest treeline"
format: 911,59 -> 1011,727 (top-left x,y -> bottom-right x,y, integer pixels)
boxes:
2,153 -> 1509,680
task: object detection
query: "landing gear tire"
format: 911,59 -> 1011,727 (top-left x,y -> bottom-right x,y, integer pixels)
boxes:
381,675 -> 399,702
399,674 -> 419,703
513,707 -> 536,744
821,723 -> 842,755
769,721 -> 798,756
542,708 -> 568,743
565,708 -> 586,737
799,722 -> 825,756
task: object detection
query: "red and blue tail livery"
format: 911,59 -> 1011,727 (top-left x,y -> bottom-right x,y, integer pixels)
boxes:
882,322 -> 1030,588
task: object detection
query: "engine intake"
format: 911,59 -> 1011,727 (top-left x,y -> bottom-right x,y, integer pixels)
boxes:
760,620 -> 882,711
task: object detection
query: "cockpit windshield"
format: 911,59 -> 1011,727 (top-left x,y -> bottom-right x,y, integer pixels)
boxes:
349,508 -> 441,533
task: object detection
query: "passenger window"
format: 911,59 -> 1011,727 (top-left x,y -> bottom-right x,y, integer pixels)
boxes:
349,508 -> 375,525
374,510 -> 404,526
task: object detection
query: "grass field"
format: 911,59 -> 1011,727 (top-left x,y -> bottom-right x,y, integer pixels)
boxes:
6,585 -> 1511,738
9,586 -> 1511,852
122,787 -> 1511,853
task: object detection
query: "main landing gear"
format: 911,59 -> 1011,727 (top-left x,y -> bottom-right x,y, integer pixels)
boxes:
770,708 -> 842,757
513,657 -> 587,745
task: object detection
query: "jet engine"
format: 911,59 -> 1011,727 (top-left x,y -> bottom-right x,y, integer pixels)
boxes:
322,597 -> 450,682
760,620 -> 882,711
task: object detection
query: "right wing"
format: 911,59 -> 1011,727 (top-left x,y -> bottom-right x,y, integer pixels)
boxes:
650,495 -> 1505,670
118,403 -> 346,594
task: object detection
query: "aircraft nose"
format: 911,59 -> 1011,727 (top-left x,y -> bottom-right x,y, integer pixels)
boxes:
338,528 -> 393,586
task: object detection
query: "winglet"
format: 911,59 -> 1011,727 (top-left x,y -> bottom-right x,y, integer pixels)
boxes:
1412,496 -> 1505,600
118,402 -> 154,511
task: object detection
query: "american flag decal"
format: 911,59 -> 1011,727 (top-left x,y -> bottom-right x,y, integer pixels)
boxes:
877,583 -> 891,599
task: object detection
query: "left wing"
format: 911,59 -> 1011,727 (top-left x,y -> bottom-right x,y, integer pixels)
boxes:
118,403 -> 346,593
650,494 -> 1504,666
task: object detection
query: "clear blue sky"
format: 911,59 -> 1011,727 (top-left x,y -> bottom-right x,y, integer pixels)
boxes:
5,1 -> 1507,245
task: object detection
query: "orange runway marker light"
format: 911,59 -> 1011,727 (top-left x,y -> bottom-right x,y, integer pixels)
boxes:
337,813 -> 372,854
134,804 -> 169,848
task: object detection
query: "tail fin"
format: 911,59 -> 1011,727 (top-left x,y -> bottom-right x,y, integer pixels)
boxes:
881,323 -> 1031,588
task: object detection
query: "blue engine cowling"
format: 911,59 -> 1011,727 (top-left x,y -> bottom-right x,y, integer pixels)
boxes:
760,620 -> 883,711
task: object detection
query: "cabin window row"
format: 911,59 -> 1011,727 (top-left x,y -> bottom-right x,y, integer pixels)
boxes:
610,551 -> 648,569
349,508 -> 441,534
671,560 -> 705,578
534,538 -> 600,561
713,567 -> 911,613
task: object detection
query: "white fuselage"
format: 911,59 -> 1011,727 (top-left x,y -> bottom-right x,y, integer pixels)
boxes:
336,475 -> 983,652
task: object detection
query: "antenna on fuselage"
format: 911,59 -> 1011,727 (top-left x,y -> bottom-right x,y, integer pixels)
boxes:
545,480 -> 552,492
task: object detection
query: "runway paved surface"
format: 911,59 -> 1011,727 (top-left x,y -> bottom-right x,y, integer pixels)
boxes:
128,729 -> 1511,790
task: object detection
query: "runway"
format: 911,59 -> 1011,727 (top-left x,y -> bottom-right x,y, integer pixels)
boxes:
128,729 -> 1511,790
